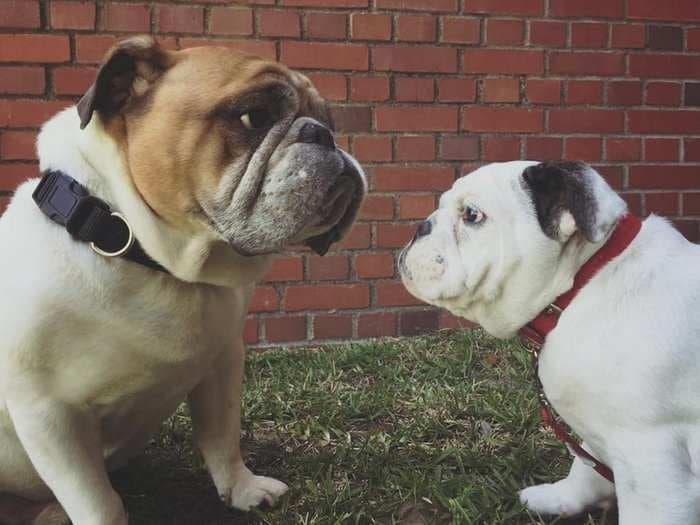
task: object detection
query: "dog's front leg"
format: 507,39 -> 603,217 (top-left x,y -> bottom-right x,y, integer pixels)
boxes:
6,396 -> 127,525
188,338 -> 288,511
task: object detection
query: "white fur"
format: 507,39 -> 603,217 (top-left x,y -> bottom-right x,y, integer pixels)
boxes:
0,107 -> 288,524
401,161 -> 700,524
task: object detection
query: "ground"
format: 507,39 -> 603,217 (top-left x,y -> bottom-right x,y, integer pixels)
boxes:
111,330 -> 618,525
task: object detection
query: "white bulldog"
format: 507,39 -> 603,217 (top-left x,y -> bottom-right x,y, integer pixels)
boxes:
0,37 -> 365,525
399,160 -> 700,524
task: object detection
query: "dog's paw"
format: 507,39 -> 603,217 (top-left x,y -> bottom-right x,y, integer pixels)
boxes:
221,468 -> 288,511
519,483 -> 589,517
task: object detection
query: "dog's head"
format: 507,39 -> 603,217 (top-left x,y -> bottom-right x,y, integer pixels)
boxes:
399,161 -> 627,337
77,36 -> 366,258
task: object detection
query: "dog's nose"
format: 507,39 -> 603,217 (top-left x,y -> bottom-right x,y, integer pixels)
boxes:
298,122 -> 335,149
414,220 -> 432,240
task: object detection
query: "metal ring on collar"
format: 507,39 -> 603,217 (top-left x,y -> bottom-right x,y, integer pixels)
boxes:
89,212 -> 134,258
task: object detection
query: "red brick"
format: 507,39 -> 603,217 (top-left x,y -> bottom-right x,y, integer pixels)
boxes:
629,54 -> 700,78
550,0 -> 624,18
596,166 -> 624,189
462,108 -> 543,133
209,7 -> 253,36
53,66 -> 97,96
358,312 -> 397,337
685,139 -> 700,161
482,79 -> 519,103
336,224 -> 370,249
526,137 -> 563,160
645,192 -> 679,215
51,1 -> 96,30
258,10 -> 300,38
373,46 -> 457,73
622,193 -> 643,216
629,166 -> 700,189
645,138 -> 679,161
0,130 -> 36,160
395,78 -> 434,102
463,49 -> 543,75
250,286 -> 279,312
529,20 -> 566,47
526,79 -> 561,104
264,256 -> 303,282
672,220 -> 699,242
180,39 -> 276,60
647,25 -> 683,51
550,109 -> 624,133
243,318 -> 258,345
103,3 -> 150,32
400,309 -> 439,336
0,195 -> 10,215
282,42 -> 368,71
571,23 -> 608,48
306,74 -> 346,101
0,99 -> 70,128
628,0 -> 700,22
306,12 -> 346,40
158,5 -> 203,33
566,80 -> 603,104
350,76 -> 390,102
309,255 -> 349,280
284,284 -> 369,311
0,0 -> 39,28
646,82 -> 681,106
0,66 -> 45,94
266,316 -> 307,343
374,166 -> 455,191
359,195 -> 394,221
629,111 -> 700,134
353,135 -> 392,162
376,106 -> 458,132
483,137 -> 520,161
439,312 -> 476,330
350,13 -> 391,41
75,35 -> 118,63
375,0 -> 456,12
565,138 -> 602,161
441,17 -> 480,44
611,23 -> 646,48
397,15 -> 436,42
551,52 -> 625,76
0,163 -> 36,191
0,34 -> 70,63
375,281 -> 423,307
283,0 -> 366,6
438,79 -> 477,102
355,253 -> 395,278
399,195 -> 436,220
395,135 -> 435,161
608,81 -> 642,105
465,0 -> 543,16
683,193 -> 700,215
331,106 -> 371,132
606,138 -> 641,161
313,315 -> 352,340
689,28 -> 700,51
441,136 -> 479,160
485,19 -> 524,45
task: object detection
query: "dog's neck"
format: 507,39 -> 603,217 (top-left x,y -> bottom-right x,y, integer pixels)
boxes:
36,107 -> 271,287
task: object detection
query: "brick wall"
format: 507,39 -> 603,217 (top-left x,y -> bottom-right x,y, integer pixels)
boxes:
1,0 -> 699,347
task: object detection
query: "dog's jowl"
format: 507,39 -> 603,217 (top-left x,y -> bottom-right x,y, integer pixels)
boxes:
400,160 -> 700,525
0,36 -> 366,525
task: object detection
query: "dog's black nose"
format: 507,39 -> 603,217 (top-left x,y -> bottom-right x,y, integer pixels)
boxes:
298,122 -> 335,149
414,220 -> 432,240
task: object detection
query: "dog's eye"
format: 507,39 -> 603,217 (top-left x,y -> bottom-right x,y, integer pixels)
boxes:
464,206 -> 485,224
240,109 -> 272,130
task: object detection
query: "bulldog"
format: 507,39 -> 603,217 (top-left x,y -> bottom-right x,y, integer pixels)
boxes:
0,37 -> 366,525
399,161 -> 700,524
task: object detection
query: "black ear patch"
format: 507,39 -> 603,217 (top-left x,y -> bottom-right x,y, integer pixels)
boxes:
522,161 -> 599,241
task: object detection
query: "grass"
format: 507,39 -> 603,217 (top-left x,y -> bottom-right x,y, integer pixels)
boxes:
111,330 -> 618,525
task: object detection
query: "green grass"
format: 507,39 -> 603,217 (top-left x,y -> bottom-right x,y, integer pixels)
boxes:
111,330 -> 618,525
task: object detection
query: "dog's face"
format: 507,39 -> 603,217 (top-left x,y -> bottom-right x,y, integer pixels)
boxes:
399,161 -> 627,337
78,37 -> 366,256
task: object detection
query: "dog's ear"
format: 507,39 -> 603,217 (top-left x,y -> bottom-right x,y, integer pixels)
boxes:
77,36 -> 174,130
522,161 -> 627,243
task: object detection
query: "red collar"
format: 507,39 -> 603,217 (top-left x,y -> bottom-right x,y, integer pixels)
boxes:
520,213 -> 642,346
519,213 -> 642,485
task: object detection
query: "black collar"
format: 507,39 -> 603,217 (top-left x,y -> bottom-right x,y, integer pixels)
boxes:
32,170 -> 169,274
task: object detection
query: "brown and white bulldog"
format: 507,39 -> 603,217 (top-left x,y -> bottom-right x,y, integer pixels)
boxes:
0,36 -> 365,525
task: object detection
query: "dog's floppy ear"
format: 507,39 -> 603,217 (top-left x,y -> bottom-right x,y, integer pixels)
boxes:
522,161 -> 627,243
77,36 -> 174,130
